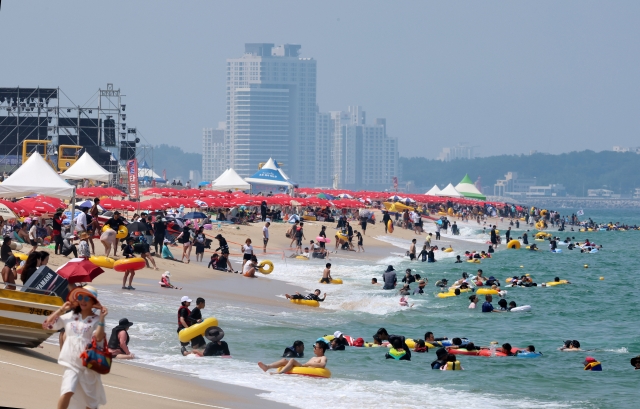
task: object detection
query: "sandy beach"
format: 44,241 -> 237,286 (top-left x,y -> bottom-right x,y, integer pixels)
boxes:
1,210 -> 519,408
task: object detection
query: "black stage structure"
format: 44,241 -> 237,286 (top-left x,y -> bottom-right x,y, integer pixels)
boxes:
0,84 -> 154,184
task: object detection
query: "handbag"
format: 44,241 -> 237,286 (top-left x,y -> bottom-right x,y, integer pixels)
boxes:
80,338 -> 112,375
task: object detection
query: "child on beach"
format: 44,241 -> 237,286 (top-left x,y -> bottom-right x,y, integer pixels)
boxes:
355,231 -> 364,252
159,271 -> 181,290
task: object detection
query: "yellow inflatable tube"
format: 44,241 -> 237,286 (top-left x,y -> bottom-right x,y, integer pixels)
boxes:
506,240 -> 521,249
443,248 -> 454,253
102,224 -> 129,239
546,280 -> 568,286
295,256 -> 309,260
258,260 -> 274,274
467,259 -> 481,263
290,299 -> 320,307
279,366 -> 331,378
476,288 -> 499,295
335,232 -> 348,241
178,317 -> 219,343
318,278 -> 343,284
437,292 -> 458,298
89,256 -> 115,269
13,253 -> 28,261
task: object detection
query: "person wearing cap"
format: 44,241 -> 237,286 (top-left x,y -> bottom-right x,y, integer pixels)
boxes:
161,239 -> 178,261
42,285 -> 109,409
382,265 -> 397,290
413,280 -> 427,295
188,326 -> 231,357
103,211 -> 125,256
61,231 -> 78,258
1,255 -> 18,290
108,318 -> 135,359
583,356 -> 602,371
332,331 -> 349,349
177,296 -> 203,352
78,232 -> 91,258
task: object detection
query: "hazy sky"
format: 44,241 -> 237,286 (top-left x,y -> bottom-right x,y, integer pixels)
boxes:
3,1 -> 640,158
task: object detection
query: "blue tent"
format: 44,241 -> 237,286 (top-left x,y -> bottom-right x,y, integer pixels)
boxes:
245,158 -> 293,187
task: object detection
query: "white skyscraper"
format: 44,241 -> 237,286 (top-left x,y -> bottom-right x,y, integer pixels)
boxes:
202,122 -> 226,182
315,112 -> 332,187
226,43 -> 317,185
319,106 -> 398,190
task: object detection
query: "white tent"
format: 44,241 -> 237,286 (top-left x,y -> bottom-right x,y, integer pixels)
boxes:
61,152 -> 111,182
0,153 -> 74,199
436,183 -> 463,198
245,157 -> 293,187
425,184 -> 441,195
211,168 -> 250,191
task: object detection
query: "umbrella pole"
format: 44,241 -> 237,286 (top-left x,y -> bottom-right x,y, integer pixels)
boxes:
69,187 -> 76,235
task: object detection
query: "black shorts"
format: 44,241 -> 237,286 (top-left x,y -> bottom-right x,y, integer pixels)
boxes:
409,253 -> 416,260
296,238 -> 302,246
195,244 -> 205,254
358,241 -> 363,246
320,277 -> 330,283
30,240 -> 38,246
263,238 -> 269,245
243,253 -> 252,261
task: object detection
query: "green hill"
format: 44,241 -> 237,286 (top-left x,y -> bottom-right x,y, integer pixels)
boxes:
400,150 -> 640,196
151,144 -> 202,182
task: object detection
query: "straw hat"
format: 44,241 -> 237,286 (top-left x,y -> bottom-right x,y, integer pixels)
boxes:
68,285 -> 102,308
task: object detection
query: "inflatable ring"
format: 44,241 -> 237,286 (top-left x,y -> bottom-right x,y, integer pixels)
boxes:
102,224 -> 128,239
290,299 -> 319,307
178,317 -> 219,343
476,288 -> 499,295
13,253 -> 28,261
540,210 -> 548,216
443,248 -> 454,253
546,280 -> 568,286
318,278 -> 343,284
279,366 -> 331,378
258,260 -> 274,274
437,292 -> 458,298
296,256 -> 309,260
113,257 -> 146,272
517,351 -> 542,358
467,259 -> 481,263
387,220 -> 394,233
335,232 -> 348,241
89,256 -> 115,269
509,305 -> 532,312
506,240 -> 521,249
9,242 -> 23,251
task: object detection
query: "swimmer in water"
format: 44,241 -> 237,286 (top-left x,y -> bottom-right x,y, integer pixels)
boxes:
630,355 -> 640,370
286,290 -> 327,302
371,277 -> 379,285
258,340 -> 328,374
319,263 -> 332,283
468,295 -> 479,309
497,298 -> 508,311
560,340 -> 582,351
515,345 -> 538,356
508,301 -> 517,311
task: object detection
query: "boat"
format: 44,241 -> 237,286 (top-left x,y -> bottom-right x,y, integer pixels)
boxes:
0,286 -> 64,348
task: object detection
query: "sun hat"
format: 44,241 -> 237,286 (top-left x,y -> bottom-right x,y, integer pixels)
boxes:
334,331 -> 343,339
205,326 -> 225,342
385,265 -> 395,272
68,285 -> 102,308
118,318 -> 134,327
162,271 -> 171,277
80,232 -> 89,240
181,296 -> 192,303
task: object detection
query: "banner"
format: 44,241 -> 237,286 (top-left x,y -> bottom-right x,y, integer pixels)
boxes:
126,159 -> 139,199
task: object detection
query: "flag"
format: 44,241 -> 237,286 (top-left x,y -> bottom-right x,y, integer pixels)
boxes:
162,169 -> 167,181
126,159 -> 139,199
577,209 -> 584,217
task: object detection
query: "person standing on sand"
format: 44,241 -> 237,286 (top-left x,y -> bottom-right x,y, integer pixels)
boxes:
261,200 -> 268,222
382,211 -> 391,233
258,340 -> 328,374
295,222 -> 305,254
42,286 -> 108,409
175,224 -> 192,263
263,222 -> 270,253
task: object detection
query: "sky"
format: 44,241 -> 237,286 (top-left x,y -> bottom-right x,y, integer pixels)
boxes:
2,1 -> 640,158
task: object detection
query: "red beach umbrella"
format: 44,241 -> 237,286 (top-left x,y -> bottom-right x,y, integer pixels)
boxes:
56,258 -> 105,284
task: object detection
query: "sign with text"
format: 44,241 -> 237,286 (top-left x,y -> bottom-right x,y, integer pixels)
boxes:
127,159 -> 139,199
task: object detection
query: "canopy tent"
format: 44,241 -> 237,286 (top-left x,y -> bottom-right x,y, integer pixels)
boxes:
455,174 -> 486,200
0,153 -> 74,199
211,168 -> 250,191
435,183 -> 463,198
245,158 -> 293,187
61,152 -> 111,182
425,184 -> 441,195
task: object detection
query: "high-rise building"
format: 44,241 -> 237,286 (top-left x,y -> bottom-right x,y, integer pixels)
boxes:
315,112 -> 332,187
226,43 -> 317,185
202,122 -> 226,182
320,106 -> 398,190
437,145 -> 475,161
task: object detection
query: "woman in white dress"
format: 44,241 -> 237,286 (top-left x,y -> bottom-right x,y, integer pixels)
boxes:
43,285 -> 108,409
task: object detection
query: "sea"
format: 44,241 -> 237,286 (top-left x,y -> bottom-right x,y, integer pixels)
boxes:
97,209 -> 639,409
